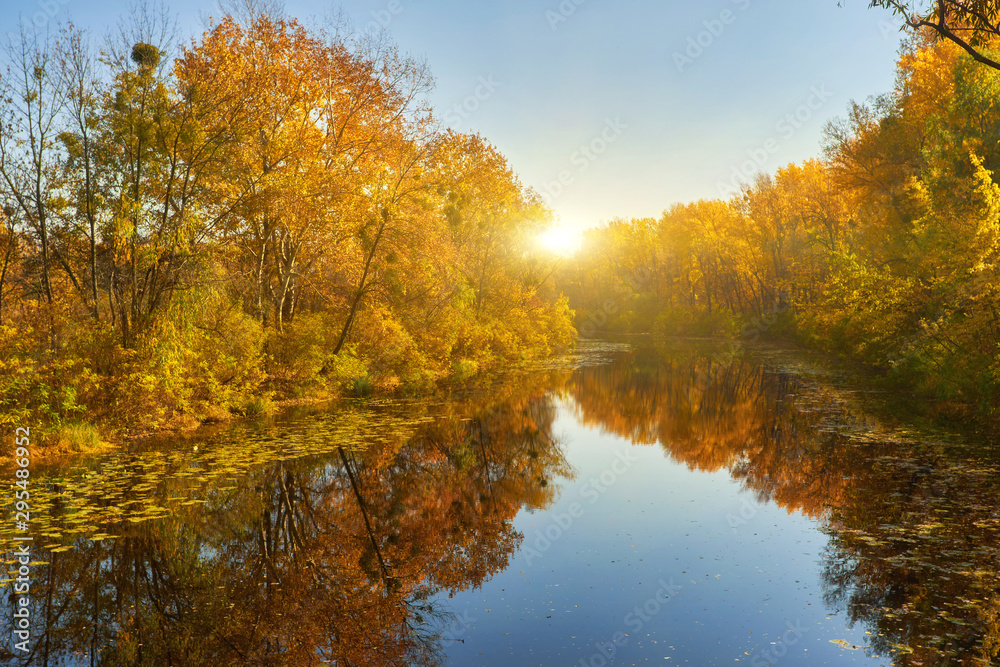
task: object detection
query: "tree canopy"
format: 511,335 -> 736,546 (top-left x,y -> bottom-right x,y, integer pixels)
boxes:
0,10 -> 575,442
871,0 -> 1000,69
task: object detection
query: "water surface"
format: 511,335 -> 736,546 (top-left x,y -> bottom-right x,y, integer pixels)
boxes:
2,339 -> 998,666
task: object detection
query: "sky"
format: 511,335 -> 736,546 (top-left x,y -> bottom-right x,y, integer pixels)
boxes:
0,0 -> 909,237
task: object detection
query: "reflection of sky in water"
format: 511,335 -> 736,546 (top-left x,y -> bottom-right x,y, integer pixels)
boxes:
2,340 -> 995,665
441,392 -> 884,666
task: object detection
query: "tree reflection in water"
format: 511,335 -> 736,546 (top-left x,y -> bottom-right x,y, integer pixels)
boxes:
565,341 -> 1000,666
0,370 -> 572,666
2,342 -> 998,665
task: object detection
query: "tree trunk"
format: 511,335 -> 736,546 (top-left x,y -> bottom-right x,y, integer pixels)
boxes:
332,212 -> 387,356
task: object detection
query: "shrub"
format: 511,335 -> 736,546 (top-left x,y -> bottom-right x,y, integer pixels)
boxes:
452,358 -> 479,379
240,394 -> 277,418
266,312 -> 337,396
139,280 -> 266,424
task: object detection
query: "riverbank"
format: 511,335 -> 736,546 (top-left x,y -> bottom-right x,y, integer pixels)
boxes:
1,319 -> 576,459
635,307 -> 999,436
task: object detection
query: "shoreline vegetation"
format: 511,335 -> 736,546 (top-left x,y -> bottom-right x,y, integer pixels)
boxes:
0,10 -> 576,454
3,10 -> 999,454
560,31 -> 1000,431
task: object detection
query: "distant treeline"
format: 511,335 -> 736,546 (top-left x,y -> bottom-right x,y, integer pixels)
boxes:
0,9 -> 574,443
559,31 -> 1000,419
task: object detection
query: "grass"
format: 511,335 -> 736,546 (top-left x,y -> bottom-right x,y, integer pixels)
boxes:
54,421 -> 109,453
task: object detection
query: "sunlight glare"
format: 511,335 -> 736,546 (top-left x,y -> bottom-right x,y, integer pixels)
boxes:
537,225 -> 581,255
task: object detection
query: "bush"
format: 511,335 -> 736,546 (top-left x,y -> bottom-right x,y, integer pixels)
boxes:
239,394 -> 276,418
350,377 -> 374,397
452,358 -> 479,379
352,308 -> 437,392
145,279 -> 267,424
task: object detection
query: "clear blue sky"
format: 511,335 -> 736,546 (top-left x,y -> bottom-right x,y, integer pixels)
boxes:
1,0 -> 907,233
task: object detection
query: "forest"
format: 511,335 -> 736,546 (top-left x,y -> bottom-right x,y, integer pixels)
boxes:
560,30 -> 1000,422
0,11 -> 575,445
4,2 -> 1000,665
5,6 -> 1000,449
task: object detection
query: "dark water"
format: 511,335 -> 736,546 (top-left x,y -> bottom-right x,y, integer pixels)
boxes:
2,339 -> 999,665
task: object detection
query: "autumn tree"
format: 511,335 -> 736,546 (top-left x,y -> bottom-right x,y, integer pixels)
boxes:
0,7 -> 578,439
871,0 -> 1000,69
0,23 -> 69,313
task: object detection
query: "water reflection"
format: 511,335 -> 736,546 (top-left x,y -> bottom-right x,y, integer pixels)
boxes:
566,341 -> 1000,666
1,369 -> 572,665
2,342 -> 999,665
566,342 -> 858,516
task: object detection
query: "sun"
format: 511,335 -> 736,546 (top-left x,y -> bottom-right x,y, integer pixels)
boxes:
537,225 -> 581,255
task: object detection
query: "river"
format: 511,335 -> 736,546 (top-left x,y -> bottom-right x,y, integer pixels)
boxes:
1,338 -> 997,666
